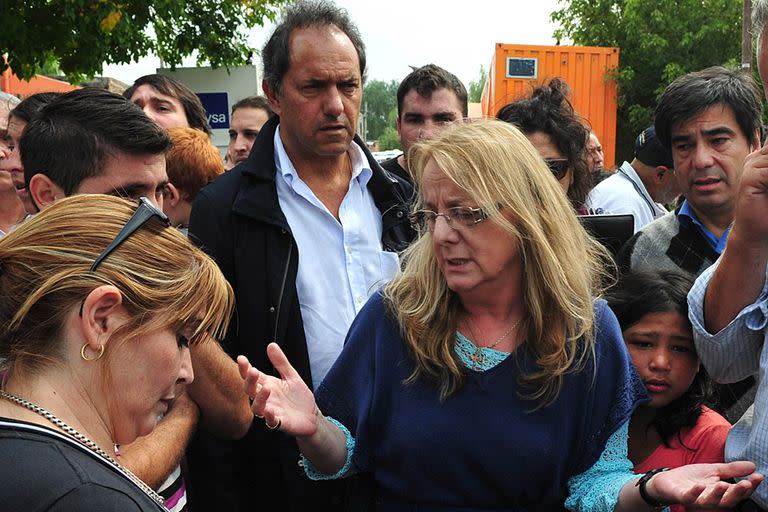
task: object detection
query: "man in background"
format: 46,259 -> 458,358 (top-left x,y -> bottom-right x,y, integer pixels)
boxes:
587,125 -> 679,233
380,63 -> 467,184
225,95 -> 272,170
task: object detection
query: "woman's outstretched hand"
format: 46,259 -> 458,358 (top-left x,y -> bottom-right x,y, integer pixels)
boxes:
648,461 -> 763,509
237,343 -> 320,437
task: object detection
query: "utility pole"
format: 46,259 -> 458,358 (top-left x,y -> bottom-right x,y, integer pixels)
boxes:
744,0 -> 753,70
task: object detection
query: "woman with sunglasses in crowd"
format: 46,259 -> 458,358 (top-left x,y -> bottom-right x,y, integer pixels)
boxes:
0,194 -> 233,511
238,119 -> 761,511
496,78 -> 594,214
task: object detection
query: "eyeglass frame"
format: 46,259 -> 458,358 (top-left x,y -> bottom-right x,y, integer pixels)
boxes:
89,196 -> 171,272
544,158 -> 570,180
408,206 -> 489,233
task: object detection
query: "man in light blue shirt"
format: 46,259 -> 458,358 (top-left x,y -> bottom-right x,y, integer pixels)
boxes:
186,2 -> 415,509
689,3 -> 768,509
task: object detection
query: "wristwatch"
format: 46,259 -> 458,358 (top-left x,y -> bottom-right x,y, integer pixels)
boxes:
636,467 -> 671,509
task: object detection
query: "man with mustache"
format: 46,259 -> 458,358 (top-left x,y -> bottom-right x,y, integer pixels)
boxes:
617,66 -> 762,425
186,1 -> 414,510
618,66 -> 761,280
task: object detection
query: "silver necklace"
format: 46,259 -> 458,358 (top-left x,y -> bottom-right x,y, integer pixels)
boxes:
0,389 -> 165,507
466,317 -> 522,369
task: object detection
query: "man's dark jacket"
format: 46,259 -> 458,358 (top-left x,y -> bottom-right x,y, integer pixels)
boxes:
186,115 -> 414,511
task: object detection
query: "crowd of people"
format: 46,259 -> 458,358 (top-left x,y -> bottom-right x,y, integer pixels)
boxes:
2,0 -> 768,511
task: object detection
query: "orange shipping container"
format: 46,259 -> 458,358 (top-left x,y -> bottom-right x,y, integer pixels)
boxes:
481,44 -> 619,169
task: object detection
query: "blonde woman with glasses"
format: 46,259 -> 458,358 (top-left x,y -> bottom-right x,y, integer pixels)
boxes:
239,120 -> 761,511
0,194 -> 233,511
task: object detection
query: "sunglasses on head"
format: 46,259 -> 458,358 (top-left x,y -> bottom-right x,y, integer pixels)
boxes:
90,196 -> 170,272
544,158 -> 570,180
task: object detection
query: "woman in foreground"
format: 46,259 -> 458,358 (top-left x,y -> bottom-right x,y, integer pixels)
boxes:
240,120 -> 761,511
0,195 -> 233,511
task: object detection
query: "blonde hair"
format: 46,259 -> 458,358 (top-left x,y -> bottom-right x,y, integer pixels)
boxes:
0,194 -> 234,376
387,119 -> 612,406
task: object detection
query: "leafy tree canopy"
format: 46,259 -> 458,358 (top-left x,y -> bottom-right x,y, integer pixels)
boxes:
2,0 -> 289,82
468,65 -> 487,103
551,0 -> 742,160
363,79 -> 399,143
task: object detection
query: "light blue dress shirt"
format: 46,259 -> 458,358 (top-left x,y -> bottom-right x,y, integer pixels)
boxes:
273,129 -> 400,390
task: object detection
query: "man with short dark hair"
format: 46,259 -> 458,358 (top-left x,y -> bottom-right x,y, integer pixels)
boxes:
381,63 -> 467,183
187,1 -> 414,510
587,125 -> 679,232
23,88 -> 172,210
225,95 -> 272,169
687,4 -> 768,510
618,66 -> 762,279
124,74 -> 212,135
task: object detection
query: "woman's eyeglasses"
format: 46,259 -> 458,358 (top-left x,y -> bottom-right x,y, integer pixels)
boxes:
544,158 -> 570,180
408,206 -> 488,233
90,197 -> 171,272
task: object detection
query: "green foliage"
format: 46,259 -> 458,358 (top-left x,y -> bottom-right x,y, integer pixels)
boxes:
362,79 -> 399,143
378,126 -> 401,151
551,0 -> 742,161
1,0 -> 289,82
468,65 -> 487,103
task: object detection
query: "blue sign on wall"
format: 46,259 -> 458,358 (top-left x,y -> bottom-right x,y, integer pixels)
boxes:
197,92 -> 230,129
506,58 -> 537,79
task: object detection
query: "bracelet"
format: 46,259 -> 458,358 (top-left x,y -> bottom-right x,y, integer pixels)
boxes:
636,467 -> 670,509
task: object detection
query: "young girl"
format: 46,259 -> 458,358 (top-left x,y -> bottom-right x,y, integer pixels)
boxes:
607,270 -> 731,512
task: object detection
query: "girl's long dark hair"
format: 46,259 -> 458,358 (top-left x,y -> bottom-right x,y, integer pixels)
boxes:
606,269 -> 717,447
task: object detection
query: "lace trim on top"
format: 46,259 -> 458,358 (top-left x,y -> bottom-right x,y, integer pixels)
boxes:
565,420 -> 667,511
301,416 -> 357,480
455,330 -> 511,370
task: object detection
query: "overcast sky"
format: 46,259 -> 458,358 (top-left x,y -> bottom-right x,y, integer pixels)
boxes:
102,0 -> 565,89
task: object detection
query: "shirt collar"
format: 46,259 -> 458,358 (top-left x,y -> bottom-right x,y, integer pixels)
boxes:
677,199 -> 731,253
273,124 -> 372,188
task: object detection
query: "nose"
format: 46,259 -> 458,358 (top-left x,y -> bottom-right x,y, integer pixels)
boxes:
324,86 -> 344,117
649,349 -> 671,372
431,214 -> 459,243
142,106 -> 160,125
177,346 -> 194,386
691,143 -> 715,170
234,134 -> 248,152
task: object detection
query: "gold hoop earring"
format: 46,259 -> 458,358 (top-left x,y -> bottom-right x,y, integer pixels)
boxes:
80,343 -> 105,362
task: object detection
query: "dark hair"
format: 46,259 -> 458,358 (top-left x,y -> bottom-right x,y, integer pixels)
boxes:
396,64 -> 468,118
655,66 -> 762,150
262,0 -> 366,96
8,92 -> 62,124
231,95 -> 273,116
495,79 -> 591,211
123,74 -> 212,135
21,88 -> 171,196
606,269 -> 716,447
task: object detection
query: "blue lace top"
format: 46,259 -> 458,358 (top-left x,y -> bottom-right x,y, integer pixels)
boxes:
305,295 -> 647,510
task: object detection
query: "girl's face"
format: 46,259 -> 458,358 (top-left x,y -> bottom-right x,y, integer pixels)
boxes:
623,310 -> 700,408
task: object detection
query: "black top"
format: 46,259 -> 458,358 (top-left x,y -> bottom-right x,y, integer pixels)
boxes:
0,418 -> 165,512
380,154 -> 412,185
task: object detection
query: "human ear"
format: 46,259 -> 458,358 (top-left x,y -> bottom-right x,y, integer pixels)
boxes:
79,285 -> 125,352
262,79 -> 282,117
28,174 -> 66,210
